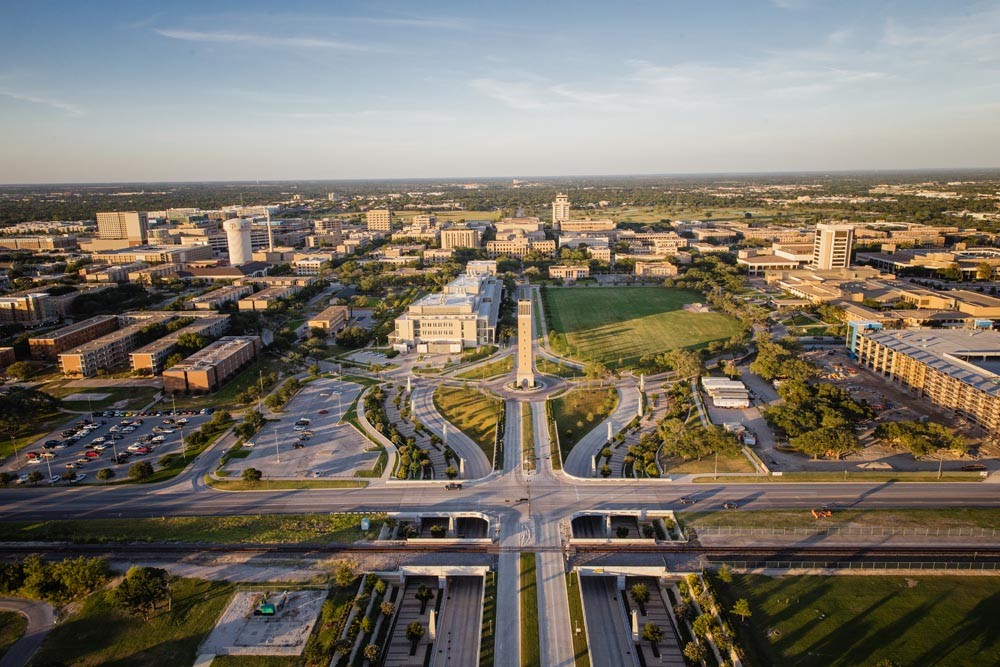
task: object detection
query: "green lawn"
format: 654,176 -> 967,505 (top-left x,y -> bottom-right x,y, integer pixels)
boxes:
480,570 -> 497,667
520,553 -> 540,667
545,287 -> 741,368
551,387 -> 619,461
536,356 -> 584,378
30,578 -> 233,667
522,403 -> 535,472
0,611 -> 26,663
45,385 -> 161,411
433,386 -> 501,465
455,355 -> 513,380
170,357 -> 286,409
660,452 -> 755,474
692,471 -> 983,483
681,508 -> 1000,531
206,477 -> 367,491
565,572 -> 591,667
0,513 -> 384,544
712,574 -> 1000,667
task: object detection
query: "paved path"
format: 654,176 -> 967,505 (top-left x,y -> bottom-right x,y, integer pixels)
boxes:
434,576 -> 484,666
580,577 -> 638,667
564,381 -> 642,477
410,385 -> 492,479
493,410 -> 522,667
0,597 -> 55,667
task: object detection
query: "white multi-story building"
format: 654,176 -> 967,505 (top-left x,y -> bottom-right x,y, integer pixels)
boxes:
392,271 -> 503,353
552,193 -> 571,228
812,222 -> 855,270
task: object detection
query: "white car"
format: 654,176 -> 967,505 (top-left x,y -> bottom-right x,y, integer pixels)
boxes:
16,474 -> 30,484
243,441 -> 256,448
92,436 -> 106,443
26,458 -> 43,465
292,425 -> 305,431
92,443 -> 108,451
126,444 -> 144,452
47,476 -> 61,485
151,436 -> 166,443
70,473 -> 87,484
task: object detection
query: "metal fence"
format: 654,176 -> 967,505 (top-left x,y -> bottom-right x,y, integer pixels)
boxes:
696,526 -> 999,538
710,560 -> 1000,571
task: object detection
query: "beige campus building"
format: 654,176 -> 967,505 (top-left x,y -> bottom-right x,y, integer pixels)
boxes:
392,272 -> 502,353
307,305 -> 351,334
96,211 -> 148,246
29,315 -> 119,360
812,222 -> 855,270
162,336 -> 262,394
852,328 -> 1000,436
441,227 -> 481,249
366,208 -> 393,232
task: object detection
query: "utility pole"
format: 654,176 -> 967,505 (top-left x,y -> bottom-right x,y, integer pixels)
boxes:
274,427 -> 280,464
714,451 -> 719,481
9,434 -> 20,469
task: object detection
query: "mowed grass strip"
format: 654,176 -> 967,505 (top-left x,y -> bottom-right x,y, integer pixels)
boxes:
681,508 -> 1000,531
455,355 -> 513,380
545,287 -> 741,368
520,553 -> 541,667
712,573 -> 1000,667
522,403 -> 535,472
565,572 -> 591,667
551,387 -> 619,461
480,569 -> 498,667
31,578 -> 233,667
433,385 -> 501,465
0,513 -> 385,544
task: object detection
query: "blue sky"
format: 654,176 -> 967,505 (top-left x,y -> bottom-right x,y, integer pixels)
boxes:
2,0 -> 999,183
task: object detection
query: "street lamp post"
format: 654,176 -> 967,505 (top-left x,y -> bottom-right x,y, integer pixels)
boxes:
274,427 -> 280,464
9,434 -> 20,469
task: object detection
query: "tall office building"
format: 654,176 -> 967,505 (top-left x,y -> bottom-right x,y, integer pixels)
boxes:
552,193 -> 571,229
812,223 -> 854,270
223,219 -> 253,266
366,208 -> 393,232
95,211 -> 148,246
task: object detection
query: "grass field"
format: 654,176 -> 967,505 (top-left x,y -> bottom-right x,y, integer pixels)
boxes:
522,403 -> 535,472
712,573 -> 1000,667
536,356 -> 584,378
0,513 -> 385,543
681,508 -> 1000,531
565,572 -> 591,667
545,287 -> 741,368
692,471 -> 983,484
170,357 -> 287,409
520,553 -> 540,667
455,355 -> 513,380
433,386 -> 501,465
0,611 -> 26,662
551,387 -> 619,461
31,578 -> 233,667
660,452 -> 755,474
45,385 -> 161,411
480,570 -> 497,667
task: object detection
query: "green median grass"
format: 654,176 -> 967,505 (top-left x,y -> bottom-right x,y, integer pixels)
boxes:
206,476 -> 367,491
711,573 -> 1000,667
522,403 -> 535,472
480,569 -> 498,667
551,387 -> 618,461
520,553 -> 540,667
681,508 -> 1000,531
433,385 -> 501,465
692,471 -> 983,483
661,452 -> 755,474
544,286 -> 741,368
31,578 -> 233,667
0,611 -> 26,662
455,355 -> 513,380
0,512 -> 385,544
565,572 -> 591,667
536,356 -> 584,378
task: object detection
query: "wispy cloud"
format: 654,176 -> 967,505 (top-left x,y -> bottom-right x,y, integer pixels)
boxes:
883,8 -> 1000,63
469,78 -> 551,110
154,28 -> 375,52
0,90 -> 83,116
345,15 -> 471,30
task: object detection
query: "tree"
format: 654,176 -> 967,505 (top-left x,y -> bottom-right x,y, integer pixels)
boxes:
0,387 -> 60,442
732,598 -> 752,622
241,467 -> 263,482
331,560 -> 357,588
717,564 -> 733,584
4,361 -> 34,380
642,622 -> 663,649
692,613 -> 714,638
684,641 -> 708,662
976,261 -> 993,281
363,644 -> 379,663
0,472 -> 12,487
791,427 -> 859,460
631,583 -> 650,615
27,471 -> 43,486
415,584 -> 434,614
128,461 -> 154,481
405,621 -> 425,652
97,468 -> 115,484
668,349 -> 703,379
380,601 -> 394,616
112,566 -> 170,621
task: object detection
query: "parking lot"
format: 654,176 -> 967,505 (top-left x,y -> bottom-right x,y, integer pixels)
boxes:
222,377 -> 376,479
2,407 -> 212,486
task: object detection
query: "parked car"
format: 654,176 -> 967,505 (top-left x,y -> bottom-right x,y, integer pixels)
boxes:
723,502 -> 739,510
678,497 -> 696,505
84,450 -> 100,459
445,483 -> 463,490
69,473 -> 87,484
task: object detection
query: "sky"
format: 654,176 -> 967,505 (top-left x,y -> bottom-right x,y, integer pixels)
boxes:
1,0 -> 999,183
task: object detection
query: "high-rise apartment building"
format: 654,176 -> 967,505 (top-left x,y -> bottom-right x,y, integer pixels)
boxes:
812,223 -> 854,270
552,193 -> 571,228
366,208 -> 393,232
95,211 -> 148,246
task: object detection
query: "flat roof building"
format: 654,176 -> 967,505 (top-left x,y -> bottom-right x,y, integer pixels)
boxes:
130,315 -> 229,374
307,305 -> 350,334
852,328 -> 1000,436
60,314 -> 173,377
29,315 -> 119,360
392,271 -> 503,353
366,209 -> 393,232
189,285 -> 254,310
813,222 -> 855,270
96,211 -> 148,246
162,335 -> 262,394
237,285 -> 301,311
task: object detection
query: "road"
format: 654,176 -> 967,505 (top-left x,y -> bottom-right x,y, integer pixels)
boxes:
0,597 -> 55,667
434,576 -> 484,666
493,400 -> 522,667
410,385 -> 492,479
564,381 -> 642,477
579,576 -> 637,667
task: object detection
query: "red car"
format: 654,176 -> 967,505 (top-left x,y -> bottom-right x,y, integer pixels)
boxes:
84,450 -> 100,458
132,446 -> 150,455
